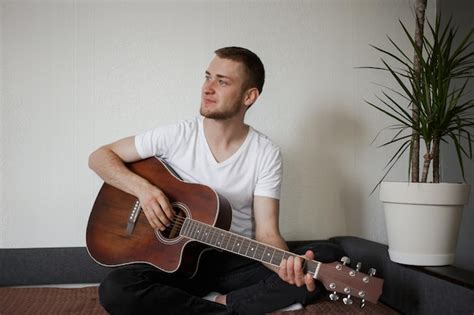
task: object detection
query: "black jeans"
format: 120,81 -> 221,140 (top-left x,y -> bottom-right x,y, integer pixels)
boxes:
99,241 -> 345,315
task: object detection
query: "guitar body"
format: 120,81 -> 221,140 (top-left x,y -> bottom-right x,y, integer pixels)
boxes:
86,158 -> 232,278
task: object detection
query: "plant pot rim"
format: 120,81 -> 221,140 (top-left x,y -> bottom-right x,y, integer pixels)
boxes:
381,181 -> 469,186
380,181 -> 471,205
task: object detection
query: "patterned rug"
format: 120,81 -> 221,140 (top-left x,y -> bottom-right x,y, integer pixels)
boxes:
0,285 -> 398,314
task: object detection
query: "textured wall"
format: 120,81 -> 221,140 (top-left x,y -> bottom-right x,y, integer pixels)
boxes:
1,1 -> 438,249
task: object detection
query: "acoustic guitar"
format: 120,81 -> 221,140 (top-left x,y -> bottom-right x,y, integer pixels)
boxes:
86,157 -> 383,307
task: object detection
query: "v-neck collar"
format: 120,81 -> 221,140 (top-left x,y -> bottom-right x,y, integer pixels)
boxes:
199,117 -> 253,167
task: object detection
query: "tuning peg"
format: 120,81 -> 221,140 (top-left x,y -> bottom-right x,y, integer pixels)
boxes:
329,292 -> 339,301
343,294 -> 353,305
340,256 -> 351,266
356,262 -> 362,272
328,282 -> 339,301
359,289 -> 367,309
368,268 -> 376,277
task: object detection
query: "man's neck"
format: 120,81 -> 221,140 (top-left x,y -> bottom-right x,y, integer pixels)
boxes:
203,117 -> 249,163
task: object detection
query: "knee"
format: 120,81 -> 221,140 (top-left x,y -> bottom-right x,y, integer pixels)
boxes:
99,269 -> 138,314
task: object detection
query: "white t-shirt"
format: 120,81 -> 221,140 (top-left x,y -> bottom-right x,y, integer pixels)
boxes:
134,116 -> 282,239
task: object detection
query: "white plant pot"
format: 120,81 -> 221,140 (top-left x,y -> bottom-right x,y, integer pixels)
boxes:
380,182 -> 470,266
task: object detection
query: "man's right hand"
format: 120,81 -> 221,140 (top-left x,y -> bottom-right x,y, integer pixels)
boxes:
137,183 -> 175,231
89,136 -> 175,231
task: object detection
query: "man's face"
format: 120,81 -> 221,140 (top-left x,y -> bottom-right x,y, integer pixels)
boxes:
200,56 -> 249,120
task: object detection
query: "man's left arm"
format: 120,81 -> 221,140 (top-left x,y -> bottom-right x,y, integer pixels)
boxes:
253,196 -> 316,291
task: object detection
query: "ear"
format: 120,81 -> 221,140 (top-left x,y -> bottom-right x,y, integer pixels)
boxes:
243,88 -> 259,107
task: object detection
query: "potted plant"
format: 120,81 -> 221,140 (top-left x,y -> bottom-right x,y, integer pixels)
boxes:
365,14 -> 474,266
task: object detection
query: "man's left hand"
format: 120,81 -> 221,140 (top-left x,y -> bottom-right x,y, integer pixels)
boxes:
278,250 -> 316,292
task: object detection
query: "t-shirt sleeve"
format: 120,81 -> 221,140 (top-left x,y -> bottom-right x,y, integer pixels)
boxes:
134,123 -> 181,159
254,146 -> 283,200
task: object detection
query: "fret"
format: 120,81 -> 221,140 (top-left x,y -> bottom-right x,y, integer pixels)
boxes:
185,220 -> 192,237
247,241 -> 257,258
306,260 -> 320,277
213,229 -> 222,247
180,219 -> 189,237
224,233 -> 232,250
254,244 -> 264,260
271,249 -> 285,266
188,220 -> 197,239
207,225 -> 216,245
194,222 -> 205,241
243,239 -> 252,256
201,224 -> 210,243
261,246 -> 274,263
197,222 -> 208,243
224,232 -> 233,249
239,238 -> 251,256
232,236 -> 243,253
197,222 -> 205,241
199,223 -> 207,243
216,231 -> 225,248
211,227 -> 220,247
229,234 -> 238,252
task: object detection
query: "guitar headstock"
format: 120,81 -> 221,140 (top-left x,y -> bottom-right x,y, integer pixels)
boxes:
317,256 -> 383,307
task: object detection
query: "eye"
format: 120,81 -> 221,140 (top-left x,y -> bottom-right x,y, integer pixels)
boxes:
205,74 -> 211,81
218,80 -> 228,86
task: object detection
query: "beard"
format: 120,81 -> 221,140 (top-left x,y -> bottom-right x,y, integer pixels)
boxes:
200,99 -> 243,120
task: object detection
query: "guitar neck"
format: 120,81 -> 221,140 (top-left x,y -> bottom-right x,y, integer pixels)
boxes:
180,218 -> 321,278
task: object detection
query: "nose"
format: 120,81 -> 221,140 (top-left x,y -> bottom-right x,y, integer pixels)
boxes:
202,79 -> 215,95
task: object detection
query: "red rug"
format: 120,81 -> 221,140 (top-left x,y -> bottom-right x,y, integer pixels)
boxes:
0,285 -> 398,314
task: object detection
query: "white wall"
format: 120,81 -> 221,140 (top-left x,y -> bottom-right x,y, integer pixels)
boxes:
438,0 -> 474,271
1,0 -> 436,248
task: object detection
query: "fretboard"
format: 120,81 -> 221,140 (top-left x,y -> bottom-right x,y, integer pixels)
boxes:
180,218 -> 321,278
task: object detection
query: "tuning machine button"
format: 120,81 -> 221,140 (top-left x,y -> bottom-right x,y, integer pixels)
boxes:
328,282 -> 339,301
340,256 -> 351,266
356,262 -> 362,272
362,268 -> 377,283
343,294 -> 353,305
329,292 -> 339,301
358,290 -> 366,308
336,257 -> 350,271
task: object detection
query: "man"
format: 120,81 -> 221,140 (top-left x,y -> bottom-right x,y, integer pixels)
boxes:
89,47 -> 343,314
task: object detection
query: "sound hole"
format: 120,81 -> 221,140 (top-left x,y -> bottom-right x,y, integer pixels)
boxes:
157,202 -> 188,241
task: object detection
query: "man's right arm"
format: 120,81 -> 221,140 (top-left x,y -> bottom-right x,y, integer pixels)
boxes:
88,136 -> 174,231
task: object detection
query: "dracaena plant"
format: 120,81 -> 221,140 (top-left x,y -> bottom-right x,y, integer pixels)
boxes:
365,15 -> 474,191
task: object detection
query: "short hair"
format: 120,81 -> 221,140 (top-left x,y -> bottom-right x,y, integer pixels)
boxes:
214,46 -> 265,94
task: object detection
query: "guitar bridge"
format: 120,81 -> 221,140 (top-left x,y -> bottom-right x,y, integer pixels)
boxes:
126,200 -> 141,235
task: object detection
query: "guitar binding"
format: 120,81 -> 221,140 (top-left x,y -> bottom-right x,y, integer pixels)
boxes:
154,201 -> 190,245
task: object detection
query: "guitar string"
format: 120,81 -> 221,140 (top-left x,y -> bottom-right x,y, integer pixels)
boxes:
158,221 -> 373,286
147,216 -> 375,296
160,216 -> 320,276
166,219 -> 374,293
